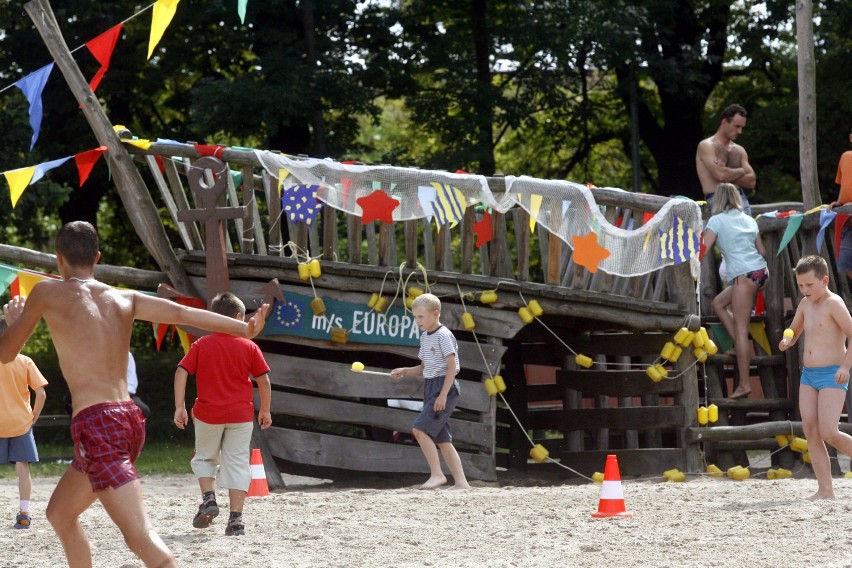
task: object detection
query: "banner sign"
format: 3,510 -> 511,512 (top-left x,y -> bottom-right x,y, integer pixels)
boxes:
263,290 -> 422,347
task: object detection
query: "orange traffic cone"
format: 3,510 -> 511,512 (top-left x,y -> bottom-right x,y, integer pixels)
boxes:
247,448 -> 270,498
591,454 -> 632,518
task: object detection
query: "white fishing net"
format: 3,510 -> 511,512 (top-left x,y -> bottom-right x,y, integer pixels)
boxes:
256,152 -> 703,278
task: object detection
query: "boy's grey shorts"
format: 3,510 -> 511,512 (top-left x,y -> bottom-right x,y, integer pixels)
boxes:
412,377 -> 460,443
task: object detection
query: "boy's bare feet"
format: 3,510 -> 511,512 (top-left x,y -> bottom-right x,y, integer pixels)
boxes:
730,384 -> 752,399
449,483 -> 471,491
419,475 -> 447,490
807,490 -> 836,500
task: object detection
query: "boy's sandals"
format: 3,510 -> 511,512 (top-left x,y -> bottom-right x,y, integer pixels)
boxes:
192,501 -> 219,529
225,516 -> 245,536
14,512 -> 32,530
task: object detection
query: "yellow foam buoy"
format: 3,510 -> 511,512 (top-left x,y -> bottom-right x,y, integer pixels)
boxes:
483,379 -> 498,396
518,306 -> 534,324
790,437 -> 808,453
331,327 -> 349,344
673,327 -> 690,345
374,297 -> 389,314
351,361 -> 365,371
646,365 -> 663,382
310,297 -> 326,316
727,466 -> 750,480
493,374 -> 507,393
368,293 -> 379,309
704,339 -> 718,355
693,347 -> 708,363
529,444 -> 549,463
575,354 -> 593,368
698,327 -> 710,346
669,470 -> 685,482
697,406 -> 709,425
309,259 -> 322,279
692,329 -> 705,348
462,312 -> 476,331
708,403 -> 718,423
767,469 -> 778,480
776,468 -> 792,479
706,464 -> 723,478
528,300 -> 544,317
844,471 -> 852,479
592,471 -> 605,484
802,452 -> 811,464
297,262 -> 311,281
775,434 -> 789,448
655,364 -> 669,378
408,286 -> 424,299
480,291 -> 498,304
660,342 -> 676,360
404,296 -> 415,309
669,345 -> 683,362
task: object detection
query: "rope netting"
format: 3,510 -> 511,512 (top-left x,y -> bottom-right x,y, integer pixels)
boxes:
255,152 -> 703,278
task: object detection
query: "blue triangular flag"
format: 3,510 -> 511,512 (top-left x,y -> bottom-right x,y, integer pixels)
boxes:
14,63 -> 54,151
31,156 -> 72,184
816,209 -> 836,254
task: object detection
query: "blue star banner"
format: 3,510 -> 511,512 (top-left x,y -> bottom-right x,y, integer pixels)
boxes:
263,290 -> 421,347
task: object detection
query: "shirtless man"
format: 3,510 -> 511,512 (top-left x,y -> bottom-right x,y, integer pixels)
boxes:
779,255 -> 852,499
696,104 -> 756,215
0,221 -> 269,567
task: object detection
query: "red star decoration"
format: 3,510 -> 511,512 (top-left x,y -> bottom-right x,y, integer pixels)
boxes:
473,211 -> 493,248
357,190 -> 400,224
572,232 -> 610,273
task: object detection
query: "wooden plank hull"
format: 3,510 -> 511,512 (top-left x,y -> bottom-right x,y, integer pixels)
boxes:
266,427 -> 497,481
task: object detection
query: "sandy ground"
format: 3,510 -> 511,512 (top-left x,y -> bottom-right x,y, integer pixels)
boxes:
3,469 -> 852,567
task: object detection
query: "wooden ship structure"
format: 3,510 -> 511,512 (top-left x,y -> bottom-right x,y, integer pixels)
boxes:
9,0 -> 852,487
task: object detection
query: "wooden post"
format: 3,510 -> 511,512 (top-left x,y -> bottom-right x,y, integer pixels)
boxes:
796,0 -> 820,210
25,0 -> 196,295
178,157 -> 247,305
665,262 -> 701,472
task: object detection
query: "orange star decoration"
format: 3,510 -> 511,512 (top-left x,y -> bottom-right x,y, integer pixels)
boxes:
572,232 -> 611,273
356,189 -> 400,224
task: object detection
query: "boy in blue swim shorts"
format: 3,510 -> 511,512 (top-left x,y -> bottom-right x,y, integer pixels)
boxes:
390,294 -> 471,490
780,255 -> 852,499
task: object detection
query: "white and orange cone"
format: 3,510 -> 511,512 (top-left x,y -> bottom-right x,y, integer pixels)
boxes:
247,448 -> 270,498
591,454 -> 632,518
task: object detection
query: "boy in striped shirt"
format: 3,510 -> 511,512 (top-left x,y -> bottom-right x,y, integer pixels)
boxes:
390,294 -> 470,490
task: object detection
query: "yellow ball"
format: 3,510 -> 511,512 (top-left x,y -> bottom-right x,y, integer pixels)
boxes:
783,328 -> 794,339
351,362 -> 365,371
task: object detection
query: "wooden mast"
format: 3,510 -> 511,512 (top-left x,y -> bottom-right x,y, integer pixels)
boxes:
24,0 -> 197,295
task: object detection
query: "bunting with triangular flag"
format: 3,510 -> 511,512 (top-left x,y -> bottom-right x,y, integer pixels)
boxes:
86,24 -> 124,94
148,0 -> 181,60
659,215 -> 699,265
14,63 -> 54,150
4,167 -> 36,208
74,146 -> 108,186
430,182 -> 466,228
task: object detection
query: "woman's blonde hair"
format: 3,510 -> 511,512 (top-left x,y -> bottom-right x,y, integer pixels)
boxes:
710,183 -> 743,215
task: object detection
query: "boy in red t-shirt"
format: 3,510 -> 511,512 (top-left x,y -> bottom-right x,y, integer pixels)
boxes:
173,292 -> 272,536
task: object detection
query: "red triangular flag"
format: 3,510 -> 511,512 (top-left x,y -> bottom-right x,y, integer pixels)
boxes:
74,146 -> 108,187
835,214 -> 850,260
473,211 -> 493,248
10,278 -> 20,298
152,321 -> 170,351
85,24 -> 123,94
754,290 -> 766,317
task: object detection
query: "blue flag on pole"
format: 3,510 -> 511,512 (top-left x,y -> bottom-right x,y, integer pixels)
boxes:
14,63 -> 54,151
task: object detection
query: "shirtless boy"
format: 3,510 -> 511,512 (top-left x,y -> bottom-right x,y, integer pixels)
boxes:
0,221 -> 269,567
696,104 -> 756,214
779,255 -> 852,499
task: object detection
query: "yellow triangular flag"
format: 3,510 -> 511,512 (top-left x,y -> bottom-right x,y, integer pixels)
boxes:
147,0 -> 181,60
529,194 -> 543,232
17,271 -> 48,297
175,327 -> 191,354
748,321 -> 772,356
4,166 -> 36,208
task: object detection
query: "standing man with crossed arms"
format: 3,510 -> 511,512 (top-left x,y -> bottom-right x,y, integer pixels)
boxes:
696,104 -> 757,216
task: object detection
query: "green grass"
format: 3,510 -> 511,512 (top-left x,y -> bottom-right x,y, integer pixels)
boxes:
0,440 -> 195,480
